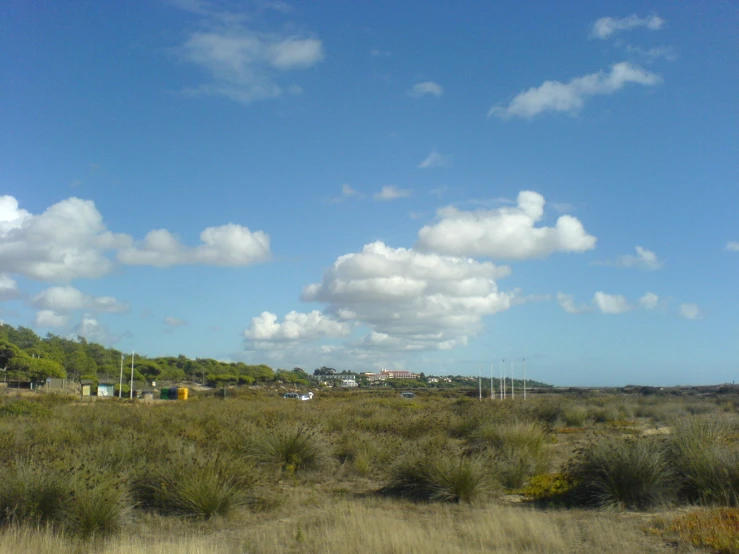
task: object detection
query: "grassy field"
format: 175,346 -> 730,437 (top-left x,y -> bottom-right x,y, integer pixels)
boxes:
0,386 -> 737,553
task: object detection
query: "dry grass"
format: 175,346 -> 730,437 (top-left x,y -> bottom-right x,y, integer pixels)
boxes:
0,499 -> 689,553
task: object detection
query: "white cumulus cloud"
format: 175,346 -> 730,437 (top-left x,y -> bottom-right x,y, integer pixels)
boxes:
595,246 -> 663,270
300,241 -> 514,351
0,275 -> 20,301
244,310 -> 351,344
591,14 -> 665,39
0,196 -> 131,282
70,314 -> 124,345
638,292 -> 659,310
34,310 -> 69,328
593,292 -> 632,314
32,286 -> 129,313
679,303 -> 702,320
409,81 -> 444,98
488,62 -> 661,119
117,224 -> 270,267
416,190 -> 596,259
374,186 -> 412,201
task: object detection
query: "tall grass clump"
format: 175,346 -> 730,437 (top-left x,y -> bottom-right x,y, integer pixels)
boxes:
249,424 -> 329,475
562,405 -> 588,427
132,452 -> 258,519
567,436 -> 676,510
381,450 -> 495,503
65,480 -> 128,538
0,462 -> 71,527
467,420 -> 549,489
671,416 -> 739,506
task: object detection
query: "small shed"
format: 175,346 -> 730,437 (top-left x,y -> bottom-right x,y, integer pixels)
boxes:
80,379 -> 94,397
97,382 -> 116,397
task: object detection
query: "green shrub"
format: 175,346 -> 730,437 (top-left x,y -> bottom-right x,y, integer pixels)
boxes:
65,481 -> 128,538
589,406 -> 619,424
467,420 -> 550,489
382,451 -> 495,503
132,452 -> 257,519
249,425 -> 328,474
567,436 -> 677,509
335,432 -> 379,476
0,400 -> 51,419
562,405 -> 588,427
519,472 -> 574,504
0,463 -> 71,527
671,416 -> 739,505
531,399 -> 563,425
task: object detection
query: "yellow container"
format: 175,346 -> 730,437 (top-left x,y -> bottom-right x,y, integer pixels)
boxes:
177,387 -> 189,400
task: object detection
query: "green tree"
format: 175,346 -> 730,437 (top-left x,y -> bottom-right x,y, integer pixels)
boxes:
7,356 -> 66,381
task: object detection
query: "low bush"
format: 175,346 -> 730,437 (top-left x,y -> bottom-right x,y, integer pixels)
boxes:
567,436 -> 677,509
653,508 -> 739,554
519,472 -> 574,505
467,420 -> 550,489
0,463 -> 71,527
671,416 -> 739,505
0,400 -> 51,419
65,480 -> 128,538
562,405 -> 588,427
381,450 -> 495,503
132,452 -> 258,519
249,425 -> 329,475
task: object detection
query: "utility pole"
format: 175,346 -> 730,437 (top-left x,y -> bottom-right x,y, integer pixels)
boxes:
118,354 -> 124,399
523,358 -> 527,401
478,364 -> 482,401
511,359 -> 514,400
490,363 -> 494,400
129,350 -> 135,400
501,359 -> 505,399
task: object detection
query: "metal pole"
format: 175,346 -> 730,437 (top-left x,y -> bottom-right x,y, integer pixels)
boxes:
490,363 -> 494,400
118,354 -> 124,398
501,359 -> 505,399
129,350 -> 135,400
478,365 -> 482,401
511,359 -> 514,400
523,358 -> 527,401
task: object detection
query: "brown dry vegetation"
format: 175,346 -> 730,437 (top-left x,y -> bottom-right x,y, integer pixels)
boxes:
0,386 -> 737,553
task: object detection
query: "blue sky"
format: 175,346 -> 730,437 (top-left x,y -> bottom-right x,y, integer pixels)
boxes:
1,0 -> 737,385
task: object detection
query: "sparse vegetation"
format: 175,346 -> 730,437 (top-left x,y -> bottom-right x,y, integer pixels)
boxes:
0,385 -> 737,552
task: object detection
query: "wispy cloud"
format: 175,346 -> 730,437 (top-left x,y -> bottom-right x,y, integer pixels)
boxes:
638,292 -> 659,310
594,246 -> 663,270
374,186 -> 412,201
409,81 -> 443,98
418,151 -> 451,169
489,62 -> 661,119
164,316 -> 188,327
625,45 -> 678,63
593,292 -> 632,314
679,303 -> 703,320
591,14 -> 665,40
726,241 -> 739,252
176,3 -> 324,103
370,48 -> 392,58
556,292 -> 591,314
330,184 -> 364,203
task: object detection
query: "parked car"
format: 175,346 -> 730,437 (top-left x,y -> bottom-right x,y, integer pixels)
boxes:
400,392 -> 415,399
283,392 -> 300,399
